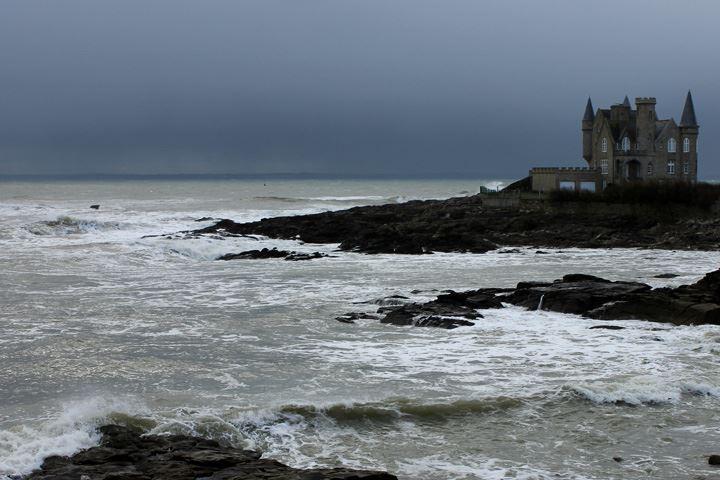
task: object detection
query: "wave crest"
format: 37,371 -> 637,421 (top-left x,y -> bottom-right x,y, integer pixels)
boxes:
25,216 -> 122,236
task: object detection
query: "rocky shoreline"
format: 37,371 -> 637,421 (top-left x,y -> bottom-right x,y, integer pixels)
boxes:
192,195 -> 720,254
343,268 -> 720,329
23,425 -> 396,480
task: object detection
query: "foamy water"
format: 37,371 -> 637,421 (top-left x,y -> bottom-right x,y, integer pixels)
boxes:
1,178 -> 720,479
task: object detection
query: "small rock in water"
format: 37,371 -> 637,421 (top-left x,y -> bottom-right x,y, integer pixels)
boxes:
284,252 -> 328,261
89,204 -> 100,210
709,454 -> 720,465
613,456 -> 623,463
195,216 -> 215,222
589,325 -> 626,330
217,248 -> 329,261
335,312 -> 379,324
654,273 -> 680,279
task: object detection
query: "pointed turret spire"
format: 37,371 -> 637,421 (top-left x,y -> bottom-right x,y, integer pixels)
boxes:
680,90 -> 698,127
583,97 -> 594,122
622,95 -> 631,107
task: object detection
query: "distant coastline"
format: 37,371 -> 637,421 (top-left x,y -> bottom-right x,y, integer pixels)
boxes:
0,172 -> 516,182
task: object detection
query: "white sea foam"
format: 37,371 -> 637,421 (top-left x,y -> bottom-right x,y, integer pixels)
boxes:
399,455 -> 594,480
3,180 -> 720,480
0,397 -> 145,478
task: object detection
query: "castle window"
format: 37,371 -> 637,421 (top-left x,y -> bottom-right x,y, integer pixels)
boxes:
601,138 -> 607,153
683,137 -> 690,152
683,162 -> 689,175
622,137 -> 630,151
647,163 -> 654,176
667,160 -> 676,175
600,159 -> 608,175
668,138 -> 676,153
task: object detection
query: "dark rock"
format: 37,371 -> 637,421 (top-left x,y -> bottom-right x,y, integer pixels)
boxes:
90,204 -> 100,210
335,312 -> 379,324
183,194 -> 720,255
195,216 -> 215,222
25,425 -> 397,480
381,310 -> 476,329
709,454 -> 720,465
284,252 -> 329,261
613,456 -> 623,463
654,273 -> 680,278
589,325 -> 626,330
217,248 -> 289,260
216,248 -> 329,261
374,288 -> 507,329
504,276 -> 651,315
481,269 -> 720,326
535,250 -> 549,254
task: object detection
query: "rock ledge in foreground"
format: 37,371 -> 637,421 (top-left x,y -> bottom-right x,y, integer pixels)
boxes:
24,425 -> 397,480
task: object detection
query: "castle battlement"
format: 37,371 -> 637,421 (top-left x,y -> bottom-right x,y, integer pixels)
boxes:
530,167 -> 599,173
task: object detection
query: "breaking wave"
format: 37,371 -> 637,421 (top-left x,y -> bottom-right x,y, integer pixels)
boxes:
25,216 -> 124,236
566,377 -> 720,406
0,397 -> 146,478
275,397 -> 524,423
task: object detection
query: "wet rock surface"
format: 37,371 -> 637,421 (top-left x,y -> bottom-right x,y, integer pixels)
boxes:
191,196 -> 720,254
24,425 -> 397,480
217,248 -> 329,261
363,269 -> 720,329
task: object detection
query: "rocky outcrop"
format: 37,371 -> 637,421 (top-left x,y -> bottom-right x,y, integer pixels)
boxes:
370,289 -> 505,329
217,248 -> 329,261
190,196 -> 720,254
25,425 -> 397,480
364,270 -> 720,329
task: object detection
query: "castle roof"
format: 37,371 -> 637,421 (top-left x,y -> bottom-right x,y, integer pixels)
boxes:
680,90 -> 698,127
622,96 -> 631,107
583,97 -> 594,122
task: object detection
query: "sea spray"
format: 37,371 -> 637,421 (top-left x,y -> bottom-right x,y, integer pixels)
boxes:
0,396 -> 147,478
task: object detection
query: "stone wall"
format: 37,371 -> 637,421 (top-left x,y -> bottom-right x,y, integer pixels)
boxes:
530,167 -> 602,193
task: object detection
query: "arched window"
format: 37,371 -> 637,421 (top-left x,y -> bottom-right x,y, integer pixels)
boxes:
683,137 -> 690,152
601,138 -> 607,153
647,163 -> 654,176
667,160 -> 676,175
668,138 -> 676,153
622,137 -> 630,151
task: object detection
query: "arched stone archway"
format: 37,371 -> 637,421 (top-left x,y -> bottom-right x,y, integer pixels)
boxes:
625,159 -> 641,181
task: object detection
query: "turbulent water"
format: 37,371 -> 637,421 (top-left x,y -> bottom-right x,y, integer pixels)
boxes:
1,179 -> 720,480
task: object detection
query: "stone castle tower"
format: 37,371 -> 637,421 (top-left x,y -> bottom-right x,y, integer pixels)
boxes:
582,92 -> 699,186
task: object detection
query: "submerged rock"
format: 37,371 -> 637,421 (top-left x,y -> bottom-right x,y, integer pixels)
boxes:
24,424 -> 397,480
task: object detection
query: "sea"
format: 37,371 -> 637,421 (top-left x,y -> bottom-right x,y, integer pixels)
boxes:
1,178 -> 720,480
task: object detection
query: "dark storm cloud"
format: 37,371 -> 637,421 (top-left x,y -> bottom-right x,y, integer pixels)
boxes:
0,0 -> 718,177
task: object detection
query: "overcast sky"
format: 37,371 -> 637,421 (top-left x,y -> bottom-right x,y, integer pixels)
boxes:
0,0 -> 717,178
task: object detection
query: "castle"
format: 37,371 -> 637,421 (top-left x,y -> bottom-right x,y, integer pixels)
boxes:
531,92 -> 699,192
